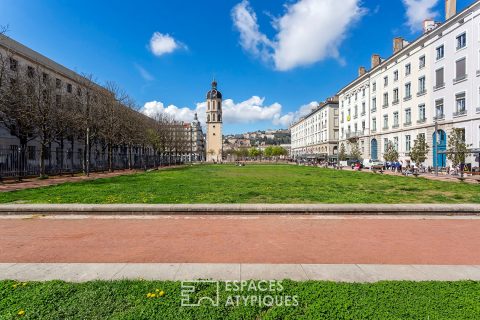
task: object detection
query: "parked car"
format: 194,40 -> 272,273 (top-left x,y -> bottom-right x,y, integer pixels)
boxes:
363,159 -> 384,170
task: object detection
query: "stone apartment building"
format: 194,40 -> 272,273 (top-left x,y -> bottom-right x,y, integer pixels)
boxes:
290,96 -> 339,162
338,0 -> 480,168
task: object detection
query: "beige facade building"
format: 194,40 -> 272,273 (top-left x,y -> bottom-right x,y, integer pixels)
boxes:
206,80 -> 223,162
290,97 -> 339,162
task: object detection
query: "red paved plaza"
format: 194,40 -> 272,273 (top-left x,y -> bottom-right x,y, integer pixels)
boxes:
1,215 -> 479,265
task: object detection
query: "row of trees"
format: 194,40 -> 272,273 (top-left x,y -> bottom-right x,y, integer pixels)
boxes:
0,42 -> 193,177
225,146 -> 289,161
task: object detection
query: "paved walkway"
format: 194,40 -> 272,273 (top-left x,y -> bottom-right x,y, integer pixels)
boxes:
1,215 -> 479,265
2,263 -> 479,282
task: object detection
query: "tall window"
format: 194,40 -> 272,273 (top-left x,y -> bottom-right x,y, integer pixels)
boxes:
384,138 -> 389,152
456,92 -> 466,114
418,77 -> 426,94
419,55 -> 426,69
405,63 -> 411,76
384,76 -> 388,87
393,88 -> 399,103
383,115 -> 388,129
394,70 -> 399,81
362,102 -> 366,114
393,112 -> 399,127
9,58 -> 17,71
435,68 -> 444,88
372,118 -> 377,131
435,99 -> 444,118
372,82 -> 376,92
383,92 -> 389,107
455,58 -> 466,81
436,45 -> 444,60
393,137 -> 399,151
406,135 -> 411,152
418,104 -> 426,121
405,108 -> 411,124
405,82 -> 411,99
372,98 -> 377,110
456,32 -> 467,50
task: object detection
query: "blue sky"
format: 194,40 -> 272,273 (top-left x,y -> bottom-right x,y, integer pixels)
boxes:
0,0 -> 473,134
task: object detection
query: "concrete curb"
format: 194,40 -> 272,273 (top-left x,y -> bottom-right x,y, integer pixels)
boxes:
0,204 -> 479,215
1,263 -> 480,282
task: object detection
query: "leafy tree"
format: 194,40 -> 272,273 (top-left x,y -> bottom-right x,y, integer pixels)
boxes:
349,141 -> 362,161
338,143 -> 347,161
264,146 -> 274,158
410,134 -> 429,167
447,128 -> 470,178
384,141 -> 399,162
248,147 -> 261,159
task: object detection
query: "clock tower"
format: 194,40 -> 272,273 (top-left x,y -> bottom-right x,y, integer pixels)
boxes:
206,80 -> 223,162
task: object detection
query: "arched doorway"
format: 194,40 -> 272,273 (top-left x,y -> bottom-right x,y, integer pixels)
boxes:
371,139 -> 378,160
433,130 -> 447,167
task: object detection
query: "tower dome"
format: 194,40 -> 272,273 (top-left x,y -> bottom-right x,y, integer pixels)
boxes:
207,79 -> 222,99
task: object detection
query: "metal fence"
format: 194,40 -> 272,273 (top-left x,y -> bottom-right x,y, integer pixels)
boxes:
0,147 -> 186,179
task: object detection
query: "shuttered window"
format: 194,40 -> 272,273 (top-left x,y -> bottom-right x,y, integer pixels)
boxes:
435,68 -> 444,88
456,58 -> 466,80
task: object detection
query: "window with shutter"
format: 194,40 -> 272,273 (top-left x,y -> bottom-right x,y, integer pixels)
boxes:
455,58 -> 466,81
435,68 -> 444,88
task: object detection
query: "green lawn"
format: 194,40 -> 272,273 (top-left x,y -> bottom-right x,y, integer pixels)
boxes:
1,280 -> 479,319
1,164 -> 480,204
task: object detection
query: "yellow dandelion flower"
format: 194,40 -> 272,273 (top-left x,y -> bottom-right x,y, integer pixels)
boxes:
146,293 -> 152,298
12,284 -> 17,289
22,282 -> 27,286
150,293 -> 156,298
155,289 -> 160,292
17,309 -> 25,316
159,290 -> 165,297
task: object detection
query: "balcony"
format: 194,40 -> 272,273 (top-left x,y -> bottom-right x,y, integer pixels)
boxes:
382,126 -> 389,130
417,118 -> 426,124
403,95 -> 412,102
392,123 -> 400,129
453,110 -> 467,117
346,131 -> 364,139
403,121 -> 412,127
433,114 -> 445,121
417,90 -> 427,97
453,75 -> 467,84
392,99 -> 399,105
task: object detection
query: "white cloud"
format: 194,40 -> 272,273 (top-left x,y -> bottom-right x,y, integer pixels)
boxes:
273,101 -> 318,127
402,0 -> 439,32
149,32 -> 185,57
231,0 -> 273,62
141,96 -> 314,128
134,63 -> 154,81
232,0 -> 366,71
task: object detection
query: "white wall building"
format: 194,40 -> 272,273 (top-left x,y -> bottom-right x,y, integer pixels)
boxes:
338,0 -> 480,169
290,97 -> 339,162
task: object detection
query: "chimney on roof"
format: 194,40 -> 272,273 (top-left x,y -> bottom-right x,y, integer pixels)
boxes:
446,0 -> 457,20
358,66 -> 367,77
371,54 -> 381,69
393,37 -> 405,54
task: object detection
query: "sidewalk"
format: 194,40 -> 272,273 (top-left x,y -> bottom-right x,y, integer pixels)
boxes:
1,263 -> 479,282
339,166 -> 480,184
